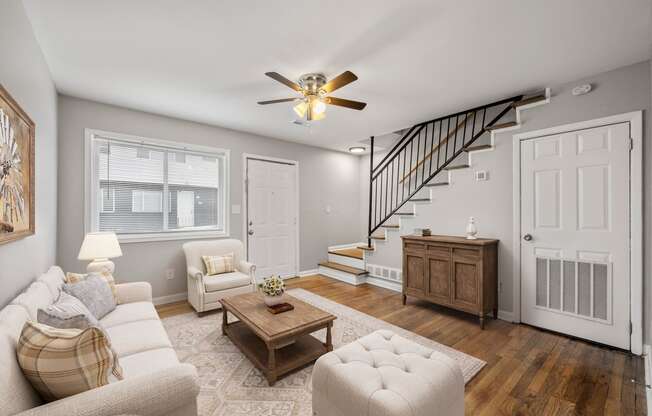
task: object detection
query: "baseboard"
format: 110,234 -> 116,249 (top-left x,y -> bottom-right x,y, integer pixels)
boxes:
365,276 -> 402,292
153,292 -> 187,306
497,309 -> 515,323
645,344 -> 652,415
297,269 -> 318,277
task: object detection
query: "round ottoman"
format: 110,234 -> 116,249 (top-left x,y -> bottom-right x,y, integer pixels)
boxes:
312,329 -> 464,416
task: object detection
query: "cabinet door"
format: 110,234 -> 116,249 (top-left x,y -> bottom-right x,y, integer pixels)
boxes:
404,251 -> 425,294
453,259 -> 480,311
426,246 -> 451,303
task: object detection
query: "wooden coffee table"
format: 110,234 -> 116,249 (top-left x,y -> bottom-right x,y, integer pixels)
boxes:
219,292 -> 336,385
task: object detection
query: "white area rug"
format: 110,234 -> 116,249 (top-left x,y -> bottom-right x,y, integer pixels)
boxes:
162,288 -> 485,416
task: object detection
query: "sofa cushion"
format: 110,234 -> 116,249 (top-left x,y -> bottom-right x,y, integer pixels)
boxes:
63,274 -> 117,319
11,281 -> 53,320
0,304 -> 31,342
37,292 -> 100,330
16,321 -> 123,402
117,347 -> 179,378
100,301 -> 159,329
66,271 -> 119,303
105,319 -> 172,357
37,266 -> 66,300
204,271 -> 251,292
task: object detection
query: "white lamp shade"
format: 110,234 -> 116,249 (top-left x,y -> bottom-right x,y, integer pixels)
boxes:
78,232 -> 123,260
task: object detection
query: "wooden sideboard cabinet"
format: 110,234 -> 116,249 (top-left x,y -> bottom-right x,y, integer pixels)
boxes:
401,235 -> 499,329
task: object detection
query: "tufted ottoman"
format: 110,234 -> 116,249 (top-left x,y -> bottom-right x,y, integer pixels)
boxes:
312,329 -> 464,416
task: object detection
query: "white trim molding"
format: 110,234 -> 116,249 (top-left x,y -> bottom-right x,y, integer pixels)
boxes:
645,344 -> 652,415
512,111 -> 643,354
153,291 -> 188,306
242,153 -> 301,277
297,269 -> 318,277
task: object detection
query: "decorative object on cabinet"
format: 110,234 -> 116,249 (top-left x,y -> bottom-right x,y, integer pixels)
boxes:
465,217 -> 478,240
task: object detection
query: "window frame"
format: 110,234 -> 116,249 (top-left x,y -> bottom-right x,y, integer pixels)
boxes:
85,128 -> 230,243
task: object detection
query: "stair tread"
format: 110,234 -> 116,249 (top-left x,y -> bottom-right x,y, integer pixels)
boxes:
464,144 -> 493,152
426,181 -> 449,187
410,198 -> 431,202
357,245 -> 375,251
381,224 -> 400,228
485,121 -> 518,131
394,212 -> 415,216
318,261 -> 368,276
512,94 -> 546,108
328,248 -> 364,260
444,164 -> 470,171
370,234 -> 386,240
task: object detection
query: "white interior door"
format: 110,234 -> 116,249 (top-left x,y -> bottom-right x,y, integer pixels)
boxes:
246,158 -> 297,281
177,191 -> 195,227
520,122 -> 631,349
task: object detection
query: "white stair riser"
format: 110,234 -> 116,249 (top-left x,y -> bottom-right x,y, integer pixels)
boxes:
318,265 -> 366,285
327,253 -> 365,269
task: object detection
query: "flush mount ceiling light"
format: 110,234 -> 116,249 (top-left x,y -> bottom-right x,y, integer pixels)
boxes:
349,146 -> 365,153
258,71 -> 366,122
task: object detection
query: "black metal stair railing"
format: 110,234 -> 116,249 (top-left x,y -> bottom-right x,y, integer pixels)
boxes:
366,95 -> 524,247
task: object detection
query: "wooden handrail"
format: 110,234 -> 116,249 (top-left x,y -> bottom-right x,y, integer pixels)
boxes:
399,113 -> 474,183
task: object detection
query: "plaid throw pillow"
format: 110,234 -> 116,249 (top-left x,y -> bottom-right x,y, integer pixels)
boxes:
17,321 -> 123,401
66,271 -> 119,304
202,253 -> 235,276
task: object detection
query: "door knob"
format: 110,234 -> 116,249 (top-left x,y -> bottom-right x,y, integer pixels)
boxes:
248,229 -> 254,235
523,234 -> 533,241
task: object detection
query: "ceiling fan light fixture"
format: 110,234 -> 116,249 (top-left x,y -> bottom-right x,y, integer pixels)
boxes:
311,97 -> 326,115
349,146 -> 365,153
293,100 -> 308,118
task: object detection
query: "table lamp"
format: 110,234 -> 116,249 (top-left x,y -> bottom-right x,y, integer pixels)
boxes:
78,232 -> 123,274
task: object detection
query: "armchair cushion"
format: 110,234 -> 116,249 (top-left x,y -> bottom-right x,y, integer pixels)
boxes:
204,271 -> 252,292
202,253 -> 235,276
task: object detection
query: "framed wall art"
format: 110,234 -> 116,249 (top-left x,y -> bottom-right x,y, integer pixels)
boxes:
0,84 -> 35,244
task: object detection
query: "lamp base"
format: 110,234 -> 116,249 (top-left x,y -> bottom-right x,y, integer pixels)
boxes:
87,259 -> 115,274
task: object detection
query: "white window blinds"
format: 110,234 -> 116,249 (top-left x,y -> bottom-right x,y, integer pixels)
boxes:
88,132 -> 228,239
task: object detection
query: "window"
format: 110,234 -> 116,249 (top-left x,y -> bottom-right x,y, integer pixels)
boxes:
86,129 -> 229,242
100,188 -> 115,213
132,190 -> 163,213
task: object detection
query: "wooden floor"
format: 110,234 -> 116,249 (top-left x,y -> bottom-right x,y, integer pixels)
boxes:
156,275 -> 647,415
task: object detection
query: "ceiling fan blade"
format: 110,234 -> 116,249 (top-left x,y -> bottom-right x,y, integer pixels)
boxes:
264,72 -> 303,92
325,96 -> 367,110
257,98 -> 298,105
321,71 -> 358,94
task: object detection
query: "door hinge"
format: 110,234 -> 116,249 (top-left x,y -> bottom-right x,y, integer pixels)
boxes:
629,137 -> 634,151
630,321 -> 633,335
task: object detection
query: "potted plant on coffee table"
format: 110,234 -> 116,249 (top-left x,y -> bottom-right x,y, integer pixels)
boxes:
259,275 -> 286,306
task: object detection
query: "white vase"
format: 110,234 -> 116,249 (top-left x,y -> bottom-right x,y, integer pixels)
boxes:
263,294 -> 285,307
466,217 -> 478,240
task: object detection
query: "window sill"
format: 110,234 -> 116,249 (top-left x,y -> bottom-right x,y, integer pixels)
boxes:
116,230 -> 229,244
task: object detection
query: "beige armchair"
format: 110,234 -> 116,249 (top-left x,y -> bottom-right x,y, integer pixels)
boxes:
182,239 -> 256,313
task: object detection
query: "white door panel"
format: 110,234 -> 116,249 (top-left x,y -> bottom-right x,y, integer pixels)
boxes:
520,122 -> 630,349
246,159 -> 297,280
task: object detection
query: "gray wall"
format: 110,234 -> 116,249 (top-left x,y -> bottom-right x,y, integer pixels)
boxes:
361,61 -> 651,335
57,95 -> 361,299
0,1 -> 58,306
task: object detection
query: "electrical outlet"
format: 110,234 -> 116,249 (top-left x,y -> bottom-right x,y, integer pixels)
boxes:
165,269 -> 175,280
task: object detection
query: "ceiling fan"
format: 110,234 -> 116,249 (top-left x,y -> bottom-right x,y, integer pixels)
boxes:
257,71 -> 366,121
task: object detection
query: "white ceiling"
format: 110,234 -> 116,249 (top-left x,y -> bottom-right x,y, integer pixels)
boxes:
24,0 -> 651,152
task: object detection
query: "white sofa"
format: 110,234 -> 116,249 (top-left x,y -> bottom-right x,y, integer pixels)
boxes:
0,266 -> 200,416
312,329 -> 465,416
182,239 -> 256,313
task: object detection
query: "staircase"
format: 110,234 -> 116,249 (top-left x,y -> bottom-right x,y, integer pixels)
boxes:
317,89 -> 550,287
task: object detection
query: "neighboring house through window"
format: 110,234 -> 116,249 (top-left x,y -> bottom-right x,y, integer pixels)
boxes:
85,129 -> 230,242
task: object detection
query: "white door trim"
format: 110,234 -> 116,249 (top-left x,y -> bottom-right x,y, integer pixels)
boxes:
242,153 -> 300,278
512,111 -> 643,354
